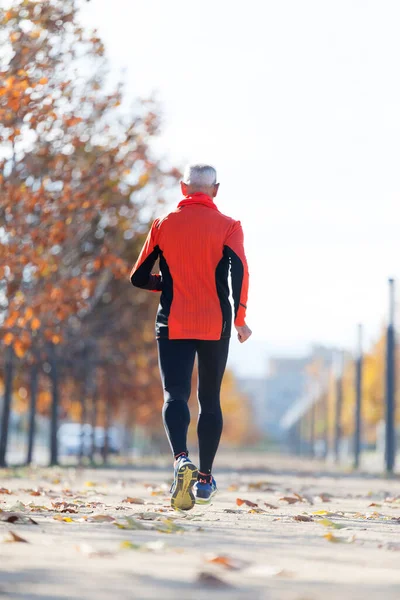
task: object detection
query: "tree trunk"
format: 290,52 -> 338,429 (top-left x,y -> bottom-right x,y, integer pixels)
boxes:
90,384 -> 97,465
48,343 -> 59,466
79,378 -> 87,465
102,389 -> 112,465
26,361 -> 39,465
0,346 -> 14,468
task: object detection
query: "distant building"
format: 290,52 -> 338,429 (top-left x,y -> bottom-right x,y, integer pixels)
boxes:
239,345 -> 337,441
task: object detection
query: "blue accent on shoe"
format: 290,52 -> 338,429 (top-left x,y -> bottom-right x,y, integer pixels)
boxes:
193,476 -> 218,505
170,456 -> 198,511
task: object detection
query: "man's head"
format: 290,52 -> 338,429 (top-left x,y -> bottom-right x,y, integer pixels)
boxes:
181,163 -> 219,198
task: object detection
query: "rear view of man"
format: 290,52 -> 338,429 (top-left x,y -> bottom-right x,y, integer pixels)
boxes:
130,164 -> 251,510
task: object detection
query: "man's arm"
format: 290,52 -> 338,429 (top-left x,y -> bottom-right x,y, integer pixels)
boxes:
130,219 -> 163,292
224,221 -> 251,342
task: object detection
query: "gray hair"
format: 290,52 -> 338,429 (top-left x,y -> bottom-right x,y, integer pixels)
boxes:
182,163 -> 217,188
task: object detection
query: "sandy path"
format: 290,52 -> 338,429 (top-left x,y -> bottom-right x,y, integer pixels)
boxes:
1,457 -> 400,600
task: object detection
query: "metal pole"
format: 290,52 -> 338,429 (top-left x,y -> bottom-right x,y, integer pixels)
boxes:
354,324 -> 363,469
385,278 -> 396,474
310,402 -> 315,458
322,392 -> 329,460
334,351 -> 344,464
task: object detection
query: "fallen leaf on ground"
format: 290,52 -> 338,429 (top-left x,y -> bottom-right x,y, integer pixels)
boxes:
205,554 -> 248,570
0,488 -> 13,495
318,519 -> 346,530
313,510 -> 335,516
236,498 -> 258,508
248,508 -> 267,514
53,515 -> 74,523
368,503 -> 382,508
120,540 -> 142,550
0,512 -> 38,525
264,503 -> 278,509
86,514 -> 115,523
154,518 -> 185,534
3,530 -> 28,543
122,497 -> 145,505
27,504 -> 50,512
293,515 -> 313,522
84,481 -> 97,487
324,532 -> 345,543
51,502 -> 78,514
223,509 -> 241,514
227,484 -> 239,492
247,481 -> 275,492
279,497 -> 299,505
114,517 -> 148,530
316,493 -> 333,503
196,572 -> 232,588
150,490 -> 165,496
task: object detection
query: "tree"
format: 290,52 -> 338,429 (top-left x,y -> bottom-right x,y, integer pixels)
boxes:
0,0 -> 178,465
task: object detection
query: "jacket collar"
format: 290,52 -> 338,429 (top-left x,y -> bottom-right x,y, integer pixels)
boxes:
177,192 -> 219,211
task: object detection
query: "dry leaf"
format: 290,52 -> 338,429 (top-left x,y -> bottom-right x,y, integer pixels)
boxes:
0,512 -> 38,525
223,509 -> 241,514
205,554 -> 247,570
368,503 -> 382,508
86,514 -> 115,523
197,572 -> 232,588
318,519 -> 346,530
227,484 -> 239,492
324,532 -> 345,543
279,496 -> 299,505
3,530 -> 28,543
248,508 -> 267,514
264,503 -> 278,510
122,497 -> 145,505
236,498 -> 258,508
0,488 -> 13,495
84,481 -> 97,488
154,518 -> 185,534
293,515 -> 313,522
316,493 -> 333,503
114,517 -> 147,531
53,515 -> 74,523
51,502 -> 78,514
120,540 -> 142,550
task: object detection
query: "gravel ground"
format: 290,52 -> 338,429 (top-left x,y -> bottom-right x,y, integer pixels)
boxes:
1,456 -> 400,600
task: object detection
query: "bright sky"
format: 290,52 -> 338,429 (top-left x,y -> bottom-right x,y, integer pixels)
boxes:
81,0 -> 400,369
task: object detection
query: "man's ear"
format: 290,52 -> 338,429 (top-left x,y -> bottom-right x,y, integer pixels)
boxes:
213,183 -> 220,198
181,181 -> 188,196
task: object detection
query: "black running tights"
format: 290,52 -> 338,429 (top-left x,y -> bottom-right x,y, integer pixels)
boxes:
157,338 -> 230,475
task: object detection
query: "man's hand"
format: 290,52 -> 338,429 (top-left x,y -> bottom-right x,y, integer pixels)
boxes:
235,324 -> 252,344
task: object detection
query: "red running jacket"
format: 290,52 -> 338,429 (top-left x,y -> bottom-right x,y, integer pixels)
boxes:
130,193 -> 249,340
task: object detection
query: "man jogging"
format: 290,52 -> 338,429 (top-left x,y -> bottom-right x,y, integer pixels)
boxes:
130,164 -> 251,510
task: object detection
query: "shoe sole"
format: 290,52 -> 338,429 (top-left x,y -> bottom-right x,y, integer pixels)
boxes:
171,462 -> 198,511
195,488 -> 218,505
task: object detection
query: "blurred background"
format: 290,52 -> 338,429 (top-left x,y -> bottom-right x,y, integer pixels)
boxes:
1,0 -> 400,473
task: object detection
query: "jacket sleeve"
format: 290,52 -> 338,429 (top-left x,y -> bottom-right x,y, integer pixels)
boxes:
224,221 -> 249,327
130,219 -> 162,292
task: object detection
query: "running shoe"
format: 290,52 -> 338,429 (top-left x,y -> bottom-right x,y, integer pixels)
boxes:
170,455 -> 198,511
193,476 -> 218,505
